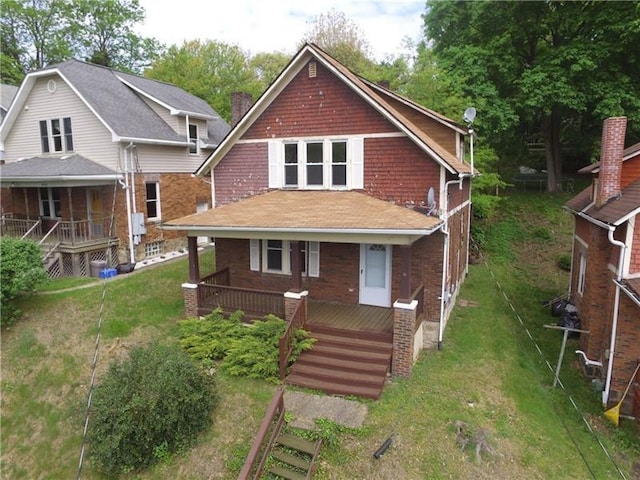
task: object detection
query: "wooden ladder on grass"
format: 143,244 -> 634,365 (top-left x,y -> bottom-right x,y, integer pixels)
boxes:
267,431 -> 321,480
238,388 -> 321,480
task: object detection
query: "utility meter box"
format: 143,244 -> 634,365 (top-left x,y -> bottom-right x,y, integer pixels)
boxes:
132,212 -> 147,235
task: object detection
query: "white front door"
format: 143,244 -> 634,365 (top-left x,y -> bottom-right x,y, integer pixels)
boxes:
359,244 -> 392,307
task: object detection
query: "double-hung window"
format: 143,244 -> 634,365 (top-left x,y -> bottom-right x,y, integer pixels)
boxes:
39,117 -> 73,153
188,124 -> 198,154
39,187 -> 61,218
251,239 -> 319,277
269,138 -> 363,190
145,182 -> 161,220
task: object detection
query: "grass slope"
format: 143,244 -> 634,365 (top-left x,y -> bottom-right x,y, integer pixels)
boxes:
1,194 -> 638,479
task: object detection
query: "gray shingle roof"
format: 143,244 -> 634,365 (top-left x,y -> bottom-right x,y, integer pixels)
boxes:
0,154 -> 117,178
51,60 -> 229,144
1,84 -> 18,111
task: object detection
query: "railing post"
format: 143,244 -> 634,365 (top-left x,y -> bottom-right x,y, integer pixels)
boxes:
392,299 -> 418,378
284,290 -> 308,323
182,283 -> 199,318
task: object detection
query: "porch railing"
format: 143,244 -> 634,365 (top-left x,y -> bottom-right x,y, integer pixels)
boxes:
410,284 -> 425,332
0,217 -> 41,239
278,300 -> 306,381
238,387 -> 286,480
0,216 -> 116,246
197,281 -> 285,319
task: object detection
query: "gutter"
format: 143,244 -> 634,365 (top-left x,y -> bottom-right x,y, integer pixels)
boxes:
576,211 -> 627,406
160,224 -> 443,236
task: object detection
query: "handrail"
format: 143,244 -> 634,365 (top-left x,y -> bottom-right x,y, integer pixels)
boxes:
278,299 -> 306,381
39,221 -> 60,246
42,242 -> 61,262
21,219 -> 42,240
201,267 -> 230,285
197,283 -> 285,318
238,387 -> 286,480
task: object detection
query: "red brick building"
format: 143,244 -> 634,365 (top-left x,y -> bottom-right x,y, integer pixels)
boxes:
565,117 -> 640,416
165,44 -> 475,388
0,60 -> 229,276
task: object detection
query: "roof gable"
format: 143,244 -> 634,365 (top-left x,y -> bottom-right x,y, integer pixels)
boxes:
0,59 -> 229,146
195,43 -> 471,176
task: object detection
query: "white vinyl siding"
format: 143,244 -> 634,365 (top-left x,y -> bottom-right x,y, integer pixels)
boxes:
267,137 -> 364,190
2,75 -> 117,168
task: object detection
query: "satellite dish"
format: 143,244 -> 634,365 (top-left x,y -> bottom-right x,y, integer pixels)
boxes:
463,107 -> 476,125
426,187 -> 436,215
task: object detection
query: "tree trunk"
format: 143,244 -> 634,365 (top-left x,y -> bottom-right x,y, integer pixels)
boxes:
542,110 -> 563,192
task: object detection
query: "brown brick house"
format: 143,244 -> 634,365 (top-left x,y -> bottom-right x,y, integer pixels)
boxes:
565,117 -> 640,417
0,60 -> 229,276
164,44 -> 475,394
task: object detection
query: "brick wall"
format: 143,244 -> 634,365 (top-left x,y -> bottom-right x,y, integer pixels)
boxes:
244,61 -> 395,139
392,303 -> 416,377
214,143 -> 269,206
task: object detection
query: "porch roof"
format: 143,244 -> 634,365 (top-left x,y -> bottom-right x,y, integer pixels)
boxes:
164,190 -> 443,245
0,154 -> 121,187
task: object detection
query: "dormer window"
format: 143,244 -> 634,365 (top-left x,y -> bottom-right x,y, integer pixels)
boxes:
189,124 -> 198,154
39,117 -> 73,153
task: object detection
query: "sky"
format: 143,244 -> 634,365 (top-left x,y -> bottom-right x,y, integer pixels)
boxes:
136,0 -> 426,61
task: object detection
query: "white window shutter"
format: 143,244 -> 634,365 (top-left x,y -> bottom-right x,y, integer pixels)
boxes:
349,137 -> 364,189
250,239 -> 260,271
308,241 -> 320,277
268,141 -> 281,188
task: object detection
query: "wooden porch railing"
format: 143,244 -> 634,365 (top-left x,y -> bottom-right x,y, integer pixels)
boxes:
411,284 -> 425,332
0,216 -> 116,246
238,387 -> 286,480
197,283 -> 285,319
0,217 -> 41,239
278,300 -> 306,381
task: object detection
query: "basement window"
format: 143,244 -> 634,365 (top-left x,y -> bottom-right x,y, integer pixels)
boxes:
145,241 -> 163,258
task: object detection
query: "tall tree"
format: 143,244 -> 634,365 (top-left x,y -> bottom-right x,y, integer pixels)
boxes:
0,0 -> 160,83
424,1 -> 640,191
69,0 -> 162,72
300,9 -> 375,75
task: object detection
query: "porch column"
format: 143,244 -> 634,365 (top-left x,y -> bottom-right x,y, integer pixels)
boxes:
399,245 -> 411,301
182,283 -> 198,318
187,236 -> 200,283
284,290 -> 308,323
392,299 -> 418,377
67,187 -> 76,244
290,240 -> 302,292
23,189 -> 30,219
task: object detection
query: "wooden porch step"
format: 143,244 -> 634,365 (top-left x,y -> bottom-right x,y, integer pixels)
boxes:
294,353 -> 389,375
266,464 -> 307,480
309,332 -> 393,353
271,449 -> 312,470
276,433 -> 319,455
290,363 -> 386,388
285,373 -> 384,400
307,323 -> 392,343
309,344 -> 391,364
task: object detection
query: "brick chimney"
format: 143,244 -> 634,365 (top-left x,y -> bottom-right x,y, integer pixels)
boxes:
231,92 -> 253,127
596,116 -> 627,207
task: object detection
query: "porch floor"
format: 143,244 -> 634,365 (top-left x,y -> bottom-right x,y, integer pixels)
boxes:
307,300 -> 393,336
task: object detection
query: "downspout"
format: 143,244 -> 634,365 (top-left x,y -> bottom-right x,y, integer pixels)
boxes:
122,143 -> 136,264
576,211 -> 627,406
438,175 -> 464,350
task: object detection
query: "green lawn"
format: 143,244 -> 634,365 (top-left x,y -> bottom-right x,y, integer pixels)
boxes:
1,193 -> 638,479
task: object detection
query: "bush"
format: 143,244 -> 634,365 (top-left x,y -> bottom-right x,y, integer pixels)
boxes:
557,253 -> 572,271
0,238 -> 49,326
179,311 -> 315,382
88,343 -> 218,476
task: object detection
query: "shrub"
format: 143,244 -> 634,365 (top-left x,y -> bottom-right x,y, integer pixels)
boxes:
88,343 -> 218,476
179,312 -> 315,382
557,253 -> 572,271
0,238 -> 49,326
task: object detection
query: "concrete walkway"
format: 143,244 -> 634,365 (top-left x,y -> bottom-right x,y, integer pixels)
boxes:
284,390 -> 368,430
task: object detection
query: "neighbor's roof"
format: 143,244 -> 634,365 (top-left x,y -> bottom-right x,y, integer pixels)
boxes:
1,84 -> 18,111
195,43 -> 473,177
578,142 -> 640,174
163,190 -> 443,243
0,154 -> 120,186
565,178 -> 640,226
620,278 -> 640,307
0,60 -> 230,145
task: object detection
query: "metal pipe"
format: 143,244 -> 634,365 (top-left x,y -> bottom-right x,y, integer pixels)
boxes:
123,143 -> 136,264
